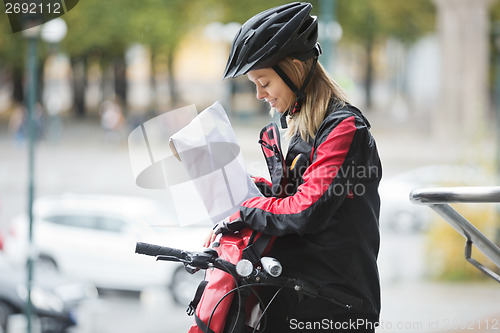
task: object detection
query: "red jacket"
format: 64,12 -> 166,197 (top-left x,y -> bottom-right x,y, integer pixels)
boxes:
235,103 -> 381,320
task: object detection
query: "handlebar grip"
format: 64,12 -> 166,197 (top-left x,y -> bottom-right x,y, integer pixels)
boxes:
135,242 -> 185,258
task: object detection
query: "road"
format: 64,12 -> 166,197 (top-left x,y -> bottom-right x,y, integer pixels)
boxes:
72,288 -> 193,333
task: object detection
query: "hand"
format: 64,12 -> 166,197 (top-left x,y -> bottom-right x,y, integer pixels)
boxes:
202,214 -> 246,248
213,217 -> 246,235
203,229 -> 217,248
252,176 -> 273,197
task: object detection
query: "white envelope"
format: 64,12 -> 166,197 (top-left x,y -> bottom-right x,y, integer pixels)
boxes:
128,102 -> 261,226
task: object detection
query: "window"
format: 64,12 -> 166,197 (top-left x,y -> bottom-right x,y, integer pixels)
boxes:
45,215 -> 98,229
96,216 -> 126,233
44,214 -> 125,233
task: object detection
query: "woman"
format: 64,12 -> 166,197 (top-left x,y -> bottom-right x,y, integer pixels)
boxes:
206,2 -> 382,332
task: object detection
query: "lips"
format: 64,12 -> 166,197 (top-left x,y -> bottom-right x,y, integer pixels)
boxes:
267,98 -> 277,108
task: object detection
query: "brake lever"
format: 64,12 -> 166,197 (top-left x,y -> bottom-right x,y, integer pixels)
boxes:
156,255 -> 182,262
188,253 -> 217,270
157,248 -> 218,271
184,264 -> 200,274
156,255 -> 201,274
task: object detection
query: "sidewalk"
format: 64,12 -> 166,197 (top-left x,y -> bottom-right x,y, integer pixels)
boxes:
379,280 -> 500,333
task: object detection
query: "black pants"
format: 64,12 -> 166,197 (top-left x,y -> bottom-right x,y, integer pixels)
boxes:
257,287 -> 377,333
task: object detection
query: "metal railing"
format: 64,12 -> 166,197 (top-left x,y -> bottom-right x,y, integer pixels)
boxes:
410,186 -> 500,283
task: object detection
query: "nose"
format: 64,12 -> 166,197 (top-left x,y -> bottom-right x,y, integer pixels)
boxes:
256,85 -> 267,100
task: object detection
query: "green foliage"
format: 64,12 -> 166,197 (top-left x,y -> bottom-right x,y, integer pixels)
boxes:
0,2 -> 28,67
59,0 -> 291,61
336,0 -> 436,45
61,0 -> 205,60
491,0 -> 500,22
205,0 -> 289,23
0,0 -> 436,81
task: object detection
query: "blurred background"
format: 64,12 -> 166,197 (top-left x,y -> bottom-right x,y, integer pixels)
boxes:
1,0 -> 500,332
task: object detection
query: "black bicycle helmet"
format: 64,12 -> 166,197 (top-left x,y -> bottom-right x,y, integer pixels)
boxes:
222,2 -> 321,79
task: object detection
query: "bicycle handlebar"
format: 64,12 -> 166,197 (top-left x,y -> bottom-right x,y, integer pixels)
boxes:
135,241 -> 224,271
135,241 -> 187,259
135,241 -> 271,277
134,241 -> 362,311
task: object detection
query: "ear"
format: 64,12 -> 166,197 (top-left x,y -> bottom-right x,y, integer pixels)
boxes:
292,59 -> 306,79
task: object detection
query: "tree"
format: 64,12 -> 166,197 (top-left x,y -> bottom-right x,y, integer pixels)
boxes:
59,0 -> 245,109
0,0 -> 436,115
335,0 -> 436,109
0,4 -> 47,106
208,0 -> 436,110
59,0 -> 217,111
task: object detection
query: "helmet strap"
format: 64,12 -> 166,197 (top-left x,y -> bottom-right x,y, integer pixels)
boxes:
273,57 -> 318,129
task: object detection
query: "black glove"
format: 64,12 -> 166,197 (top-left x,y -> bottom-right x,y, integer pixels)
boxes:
255,180 -> 273,197
213,217 -> 246,235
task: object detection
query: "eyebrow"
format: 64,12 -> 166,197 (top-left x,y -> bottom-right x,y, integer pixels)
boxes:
249,75 -> 263,82
250,76 -> 270,86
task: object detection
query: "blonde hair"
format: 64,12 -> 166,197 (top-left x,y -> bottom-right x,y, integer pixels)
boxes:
274,57 -> 350,141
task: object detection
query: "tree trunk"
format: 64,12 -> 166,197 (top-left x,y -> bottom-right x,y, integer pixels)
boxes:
114,57 -> 127,106
71,58 -> 86,117
364,34 -> 374,110
167,49 -> 178,106
12,65 -> 24,104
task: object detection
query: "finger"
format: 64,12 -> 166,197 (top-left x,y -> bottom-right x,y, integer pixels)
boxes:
203,231 -> 213,248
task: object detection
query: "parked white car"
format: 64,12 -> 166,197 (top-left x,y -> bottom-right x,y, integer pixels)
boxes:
3,194 -> 209,305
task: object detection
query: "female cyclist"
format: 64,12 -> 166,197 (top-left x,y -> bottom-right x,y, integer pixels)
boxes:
205,2 -> 382,332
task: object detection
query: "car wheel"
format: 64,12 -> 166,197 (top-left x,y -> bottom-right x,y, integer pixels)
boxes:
0,300 -> 14,331
169,266 -> 204,306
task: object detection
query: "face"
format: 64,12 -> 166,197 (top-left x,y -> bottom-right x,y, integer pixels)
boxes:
247,68 -> 295,113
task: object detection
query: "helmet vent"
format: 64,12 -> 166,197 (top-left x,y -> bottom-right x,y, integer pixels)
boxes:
306,24 -> 318,42
298,16 -> 313,35
244,30 -> 255,45
251,17 -> 269,30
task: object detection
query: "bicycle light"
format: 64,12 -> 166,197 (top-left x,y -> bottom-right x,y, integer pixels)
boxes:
261,257 -> 282,277
236,259 -> 253,278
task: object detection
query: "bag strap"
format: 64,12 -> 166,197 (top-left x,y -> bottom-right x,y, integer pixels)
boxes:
194,313 -> 216,333
242,231 -> 273,264
187,280 -> 208,316
259,123 -> 287,198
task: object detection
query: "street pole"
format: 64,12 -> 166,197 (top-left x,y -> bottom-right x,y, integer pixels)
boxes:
495,26 -> 500,182
493,23 -> 500,246
24,28 -> 39,333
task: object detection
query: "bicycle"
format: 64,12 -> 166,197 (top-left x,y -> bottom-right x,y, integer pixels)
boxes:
135,239 -> 363,333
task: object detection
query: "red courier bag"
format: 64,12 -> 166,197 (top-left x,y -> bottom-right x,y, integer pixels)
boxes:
188,228 -> 273,333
